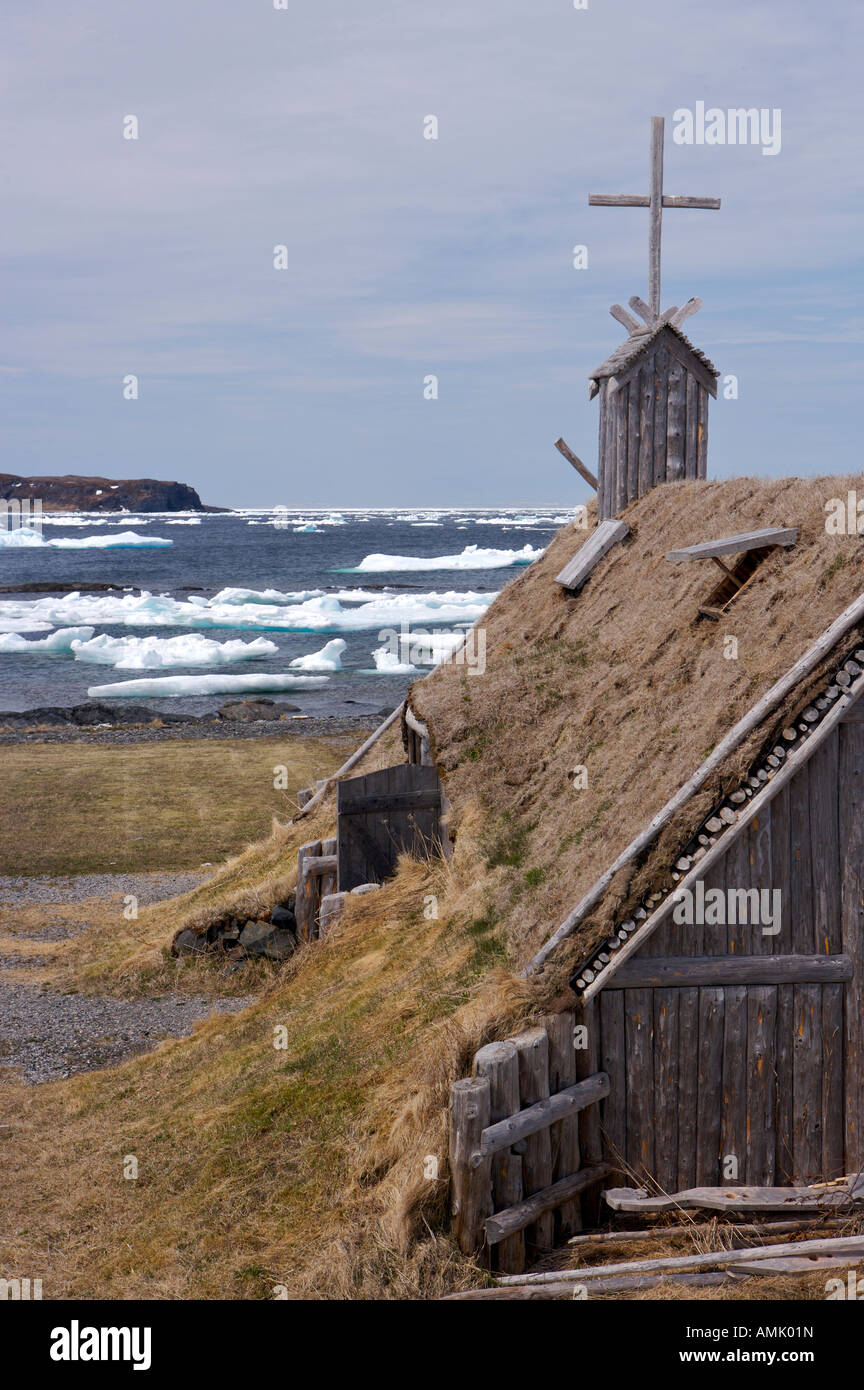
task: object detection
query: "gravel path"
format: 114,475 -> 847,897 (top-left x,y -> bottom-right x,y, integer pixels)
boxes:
0,872 -> 254,1084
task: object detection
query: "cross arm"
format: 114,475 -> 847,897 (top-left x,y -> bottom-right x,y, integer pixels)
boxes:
589,194 -> 721,209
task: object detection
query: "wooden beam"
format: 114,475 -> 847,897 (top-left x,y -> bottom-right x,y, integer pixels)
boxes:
648,115 -> 664,316
449,1078 -> 492,1254
476,1073 -> 610,1160
553,437 -> 598,491
609,303 -> 641,335
609,954 -> 853,990
302,853 -> 339,877
628,295 -> 655,327
523,587 -> 864,980
588,195 -> 721,211
485,1165 -> 609,1244
604,1181 -> 861,1214
496,1234 -> 864,1287
666,527 -> 798,563
670,296 -> 702,328
444,1271 -> 733,1299
567,1218 -> 845,1247
554,519 -> 629,592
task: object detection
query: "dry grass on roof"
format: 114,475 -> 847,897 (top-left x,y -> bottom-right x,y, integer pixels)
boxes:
413,474 -> 864,979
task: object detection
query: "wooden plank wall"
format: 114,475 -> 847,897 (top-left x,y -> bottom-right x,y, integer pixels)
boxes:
597,726 -> 858,1188
598,355 -> 710,519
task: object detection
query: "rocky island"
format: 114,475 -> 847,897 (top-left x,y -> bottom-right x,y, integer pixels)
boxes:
0,473 -> 220,512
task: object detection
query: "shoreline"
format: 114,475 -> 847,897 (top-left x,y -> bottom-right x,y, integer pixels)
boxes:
0,710 -> 383,746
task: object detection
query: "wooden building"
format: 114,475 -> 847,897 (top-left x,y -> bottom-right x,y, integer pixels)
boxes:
590,322 -> 718,521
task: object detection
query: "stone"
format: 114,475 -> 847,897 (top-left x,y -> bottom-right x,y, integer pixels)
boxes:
270,903 -> 297,931
174,928 -> 208,955
239,920 -> 296,961
319,892 -> 348,932
350,883 -> 381,895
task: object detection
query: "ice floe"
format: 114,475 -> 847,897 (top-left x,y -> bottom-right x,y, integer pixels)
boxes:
0,626 -> 96,653
347,544 -> 542,572
0,528 -> 171,549
86,673 -> 328,698
70,633 -> 279,670
288,638 -> 346,672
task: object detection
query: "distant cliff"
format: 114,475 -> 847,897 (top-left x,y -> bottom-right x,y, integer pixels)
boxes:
0,474 -> 221,513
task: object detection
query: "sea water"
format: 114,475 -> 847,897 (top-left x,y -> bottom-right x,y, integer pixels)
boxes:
0,508 -> 571,717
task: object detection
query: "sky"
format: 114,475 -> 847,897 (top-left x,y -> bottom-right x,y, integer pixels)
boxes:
1,0 -> 862,508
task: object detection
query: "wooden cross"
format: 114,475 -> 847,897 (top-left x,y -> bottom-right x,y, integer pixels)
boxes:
589,116 -> 720,322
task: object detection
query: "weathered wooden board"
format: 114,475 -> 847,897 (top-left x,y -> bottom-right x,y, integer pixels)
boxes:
840,721 -> 864,1174
604,1182 -> 862,1214
554,519 -> 629,591
625,989 -> 654,1180
666,527 -> 798,563
337,763 -> 440,891
610,954 -> 852,989
545,1013 -> 582,1240
473,1041 -> 524,1273
512,1029 -> 554,1255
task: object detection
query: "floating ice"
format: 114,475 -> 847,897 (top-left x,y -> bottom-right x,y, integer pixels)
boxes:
0,588 -> 494,635
213,587 -> 326,605
347,544 -> 542,572
87,673 -> 328,698
0,527 -> 171,550
289,638 -> 346,672
71,633 -> 279,670
165,518 -> 202,525
294,522 -> 320,532
0,626 -> 96,653
370,648 -> 421,675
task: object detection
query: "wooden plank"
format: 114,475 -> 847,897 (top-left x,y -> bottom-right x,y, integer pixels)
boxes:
746,986 -> 778,1184
652,346 -> 669,485
544,1013 -> 582,1240
554,518 -> 630,592
789,755 -> 814,943
696,988 -> 724,1184
696,384 -> 709,478
479,1073 -> 609,1156
302,854 -> 339,877
294,840 -> 322,942
670,296 -> 702,328
485,1165 -> 608,1244
637,352 -> 655,498
553,437 -> 598,491
445,1271 -> 733,1300
665,358 -> 686,481
598,990 -> 626,1182
721,985 -> 748,1184
666,527 -> 799,563
473,1041 -> 525,1273
337,791 -> 441,815
588,194 -> 720,210
662,329 -> 719,397
610,954 -> 852,989
498,1234 -> 864,1288
745,807 -> 773,956
653,989 -> 679,1193
597,382 -> 610,521
840,722 -> 864,1173
626,368 -> 640,503
793,984 -> 823,1182
511,1030 -> 554,1255
677,988 -> 699,1189
574,1001 -> 604,1226
615,381 -> 628,514
724,831 -> 750,956
685,372 -> 699,478
810,734 -> 841,953
625,989 -> 654,1181
822,983 -> 845,1181
604,1182 -> 862,1214
449,1078 -> 492,1255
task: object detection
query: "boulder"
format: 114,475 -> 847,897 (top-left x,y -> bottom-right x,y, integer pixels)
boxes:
350,883 -> 381,896
174,928 -> 208,955
239,920 -> 296,961
270,903 -> 297,931
319,892 -> 348,932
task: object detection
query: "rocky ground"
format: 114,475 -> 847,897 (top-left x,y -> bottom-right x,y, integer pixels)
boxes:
0,699 -> 387,746
0,871 -> 254,1084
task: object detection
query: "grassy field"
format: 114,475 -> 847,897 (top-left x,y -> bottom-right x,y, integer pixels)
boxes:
0,735 -> 356,875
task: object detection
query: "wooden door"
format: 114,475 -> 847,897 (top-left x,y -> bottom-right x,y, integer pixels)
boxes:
337,764 -> 441,891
